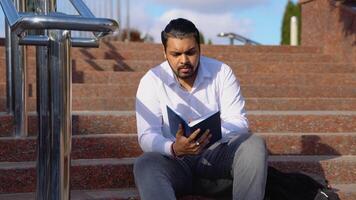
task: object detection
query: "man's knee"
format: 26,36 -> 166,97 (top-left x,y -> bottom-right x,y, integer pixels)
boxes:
242,134 -> 267,155
232,134 -> 268,167
134,152 -> 166,178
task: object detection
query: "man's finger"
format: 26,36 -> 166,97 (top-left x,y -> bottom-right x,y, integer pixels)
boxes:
187,128 -> 201,142
199,134 -> 212,149
197,129 -> 210,143
196,130 -> 211,151
175,124 -> 185,138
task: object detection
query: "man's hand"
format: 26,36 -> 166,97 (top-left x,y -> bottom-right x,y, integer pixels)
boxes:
172,124 -> 212,157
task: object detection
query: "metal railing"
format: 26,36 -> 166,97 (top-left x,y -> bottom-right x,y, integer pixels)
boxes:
217,32 -> 261,45
4,0 -> 27,137
0,0 -> 119,199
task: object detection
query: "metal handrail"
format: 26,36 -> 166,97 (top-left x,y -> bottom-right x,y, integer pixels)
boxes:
13,14 -> 118,35
70,0 -> 95,18
69,0 -> 105,39
217,32 -> 261,45
0,0 -> 118,37
19,35 -> 100,47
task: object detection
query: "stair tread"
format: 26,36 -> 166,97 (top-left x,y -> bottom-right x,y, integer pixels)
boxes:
1,111 -> 355,136
74,72 -> 356,85
1,185 -> 355,199
0,44 -> 323,52
3,83 -> 356,98
3,110 -> 356,116
2,131 -> 354,138
1,155 -> 356,166
0,184 -> 355,200
0,188 -> 139,200
3,97 -> 356,112
0,132 -> 355,162
0,155 -> 354,187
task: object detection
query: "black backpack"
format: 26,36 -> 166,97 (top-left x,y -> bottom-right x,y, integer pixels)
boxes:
264,166 -> 340,200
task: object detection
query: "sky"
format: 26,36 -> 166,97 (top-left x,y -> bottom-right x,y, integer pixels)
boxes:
0,0 -> 298,45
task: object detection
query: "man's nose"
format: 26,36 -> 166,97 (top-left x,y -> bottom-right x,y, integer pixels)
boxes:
180,54 -> 188,64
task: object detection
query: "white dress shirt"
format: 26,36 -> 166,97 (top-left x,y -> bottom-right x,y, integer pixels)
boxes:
135,56 -> 249,156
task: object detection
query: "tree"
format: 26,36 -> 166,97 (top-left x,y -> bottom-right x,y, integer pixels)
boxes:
207,39 -> 213,45
199,31 -> 205,44
281,1 -> 301,45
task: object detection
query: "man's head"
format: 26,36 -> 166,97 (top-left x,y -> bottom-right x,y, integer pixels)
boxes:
161,18 -> 200,51
161,18 -> 201,81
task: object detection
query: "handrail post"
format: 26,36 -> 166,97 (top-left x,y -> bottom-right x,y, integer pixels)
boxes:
12,0 -> 28,137
34,0 -> 54,199
36,28 -> 73,200
5,21 -> 13,114
47,29 -> 72,200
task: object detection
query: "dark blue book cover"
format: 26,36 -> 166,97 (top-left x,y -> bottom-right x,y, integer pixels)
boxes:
167,106 -> 222,147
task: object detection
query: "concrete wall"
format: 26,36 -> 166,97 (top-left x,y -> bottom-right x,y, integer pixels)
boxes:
300,0 -> 355,64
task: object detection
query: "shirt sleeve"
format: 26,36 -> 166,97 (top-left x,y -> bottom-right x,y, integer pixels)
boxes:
135,72 -> 174,156
219,65 -> 249,137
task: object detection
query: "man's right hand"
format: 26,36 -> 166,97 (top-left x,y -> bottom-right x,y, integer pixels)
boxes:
172,124 -> 211,157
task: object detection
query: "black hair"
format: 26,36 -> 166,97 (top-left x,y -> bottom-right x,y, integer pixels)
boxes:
161,18 -> 200,51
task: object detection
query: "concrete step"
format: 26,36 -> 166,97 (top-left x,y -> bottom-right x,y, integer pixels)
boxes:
0,134 -> 141,162
69,72 -> 356,86
1,58 -> 355,75
2,83 -> 355,99
330,184 -> 356,200
1,185 -> 355,200
0,158 -> 135,193
3,71 -> 355,86
70,50 -> 337,62
155,84 -> 356,98
0,188 -> 140,200
0,44 -> 324,58
2,97 -> 356,112
72,46 -> 322,58
268,155 -> 356,184
0,155 -> 355,193
53,84 -> 356,98
245,97 -> 356,111
71,59 -> 356,73
0,132 -> 355,162
97,42 -> 324,54
0,48 -> 336,63
5,97 -> 356,112
1,111 -> 355,136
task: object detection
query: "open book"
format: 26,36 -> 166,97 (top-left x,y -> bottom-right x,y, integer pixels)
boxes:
167,106 -> 222,147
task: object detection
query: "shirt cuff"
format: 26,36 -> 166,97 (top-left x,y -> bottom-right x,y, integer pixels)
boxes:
165,140 -> 174,156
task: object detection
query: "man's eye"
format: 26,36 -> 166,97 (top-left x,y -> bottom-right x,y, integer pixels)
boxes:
172,53 -> 180,57
186,51 -> 196,56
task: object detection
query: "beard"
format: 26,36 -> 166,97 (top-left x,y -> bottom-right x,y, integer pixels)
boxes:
168,61 -> 200,80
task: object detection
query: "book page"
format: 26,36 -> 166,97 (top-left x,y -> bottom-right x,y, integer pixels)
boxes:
188,110 -> 219,127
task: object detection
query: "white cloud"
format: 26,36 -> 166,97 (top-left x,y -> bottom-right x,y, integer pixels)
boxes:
0,0 -> 256,44
133,9 -> 253,44
127,3 -> 155,34
152,0 -> 269,13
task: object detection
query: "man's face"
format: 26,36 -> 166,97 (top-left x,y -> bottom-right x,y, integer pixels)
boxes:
164,36 -> 200,80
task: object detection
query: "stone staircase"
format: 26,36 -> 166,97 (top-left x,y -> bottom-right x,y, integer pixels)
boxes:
0,41 -> 355,199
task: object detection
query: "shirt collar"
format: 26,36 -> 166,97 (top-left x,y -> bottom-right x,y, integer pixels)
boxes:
164,56 -> 212,87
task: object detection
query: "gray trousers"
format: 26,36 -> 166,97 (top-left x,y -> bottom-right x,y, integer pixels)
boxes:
134,134 -> 268,200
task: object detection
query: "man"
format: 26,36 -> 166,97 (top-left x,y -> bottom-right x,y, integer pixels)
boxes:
134,18 -> 268,200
